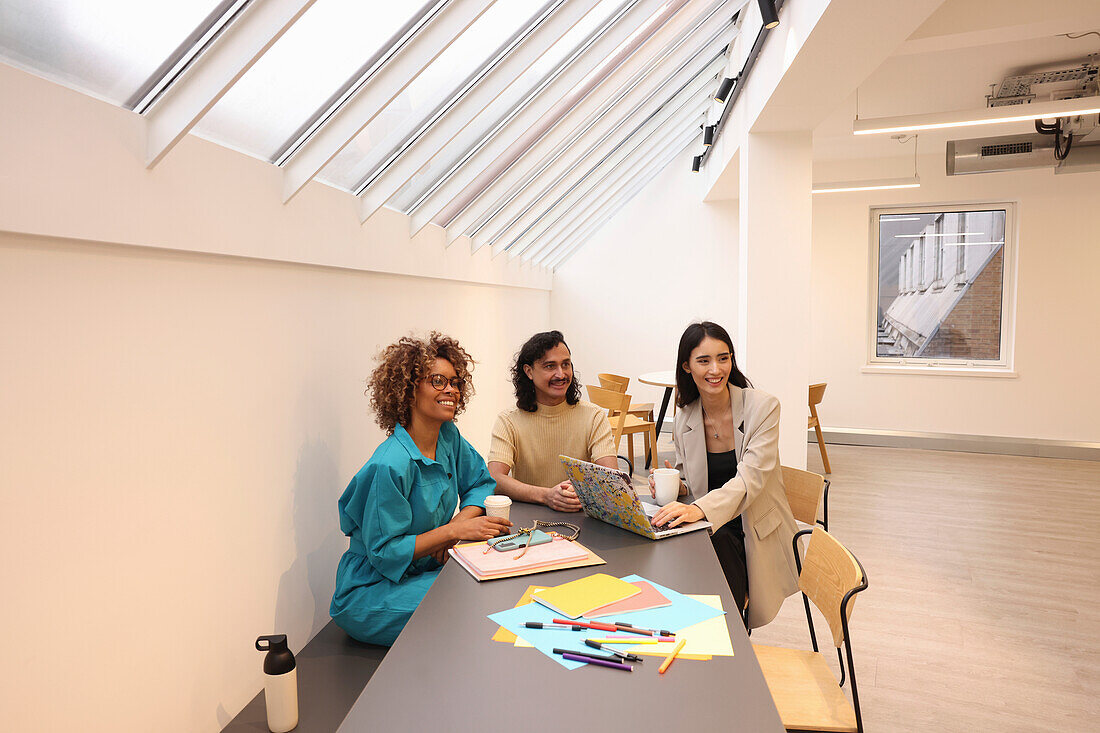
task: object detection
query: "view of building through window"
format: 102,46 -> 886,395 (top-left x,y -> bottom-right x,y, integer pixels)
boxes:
875,207 -> 1008,361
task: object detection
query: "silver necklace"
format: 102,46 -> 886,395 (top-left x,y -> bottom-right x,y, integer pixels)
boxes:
700,404 -> 721,438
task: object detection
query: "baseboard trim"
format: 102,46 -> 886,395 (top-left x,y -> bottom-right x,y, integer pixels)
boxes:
810,427 -> 1100,462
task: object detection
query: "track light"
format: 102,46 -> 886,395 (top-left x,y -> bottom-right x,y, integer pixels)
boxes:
714,76 -> 735,103
691,155 -> 703,172
703,126 -> 716,147
757,0 -> 779,29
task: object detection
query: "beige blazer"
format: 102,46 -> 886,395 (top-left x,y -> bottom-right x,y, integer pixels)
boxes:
672,385 -> 800,628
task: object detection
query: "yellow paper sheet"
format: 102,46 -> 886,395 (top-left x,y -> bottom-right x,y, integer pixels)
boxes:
624,595 -> 732,659
491,585 -> 548,644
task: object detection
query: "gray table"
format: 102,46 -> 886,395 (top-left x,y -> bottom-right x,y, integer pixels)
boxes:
336,503 -> 784,732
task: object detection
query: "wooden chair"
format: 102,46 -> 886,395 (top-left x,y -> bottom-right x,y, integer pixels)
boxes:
808,383 -> 832,474
586,385 -> 657,475
781,465 -> 829,531
597,373 -> 655,421
753,528 -> 868,733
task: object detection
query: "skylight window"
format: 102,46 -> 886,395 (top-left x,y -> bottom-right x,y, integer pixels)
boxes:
0,0 -> 233,107
192,0 -> 442,162
316,0 -> 557,193
385,0 -> 638,214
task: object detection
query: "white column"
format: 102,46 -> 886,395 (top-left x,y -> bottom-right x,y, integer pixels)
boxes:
737,131 -> 813,470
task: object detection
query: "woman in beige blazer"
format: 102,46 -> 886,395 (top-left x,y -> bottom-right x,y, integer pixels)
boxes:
652,322 -> 799,628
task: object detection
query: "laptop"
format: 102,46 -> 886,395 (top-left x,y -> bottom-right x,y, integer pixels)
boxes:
560,455 -> 711,540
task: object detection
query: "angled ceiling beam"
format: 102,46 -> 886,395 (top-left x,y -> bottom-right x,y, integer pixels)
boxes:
280,0 -> 496,203
519,103 -> 709,263
541,127 -> 700,268
507,90 -> 712,260
471,8 -> 735,252
525,108 -> 706,264
352,0 -> 603,224
445,0 -> 745,247
144,0 -> 318,168
548,147 -> 682,269
507,89 -> 712,260
542,127 -> 700,269
487,51 -> 726,256
405,0 -> 678,238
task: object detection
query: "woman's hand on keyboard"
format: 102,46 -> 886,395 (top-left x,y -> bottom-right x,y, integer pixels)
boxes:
652,501 -> 704,528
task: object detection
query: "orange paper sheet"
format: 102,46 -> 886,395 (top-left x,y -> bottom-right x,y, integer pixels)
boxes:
491,585 -> 548,643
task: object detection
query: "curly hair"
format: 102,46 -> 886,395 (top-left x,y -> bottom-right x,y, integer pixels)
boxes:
511,330 -> 581,412
367,332 -> 475,434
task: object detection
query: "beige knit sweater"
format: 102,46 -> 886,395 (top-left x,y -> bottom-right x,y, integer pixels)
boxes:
488,400 -> 616,488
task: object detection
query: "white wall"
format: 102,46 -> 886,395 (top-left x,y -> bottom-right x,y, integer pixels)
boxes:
0,63 -> 551,291
0,232 -> 548,733
552,149 -> 739,413
810,152 -> 1100,443
0,64 -> 551,733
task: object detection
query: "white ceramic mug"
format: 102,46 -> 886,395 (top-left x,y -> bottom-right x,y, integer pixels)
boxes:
652,468 -> 680,506
483,495 -> 511,521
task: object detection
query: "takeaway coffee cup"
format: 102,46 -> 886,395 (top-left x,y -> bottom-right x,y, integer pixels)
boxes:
484,495 -> 511,521
652,468 -> 680,506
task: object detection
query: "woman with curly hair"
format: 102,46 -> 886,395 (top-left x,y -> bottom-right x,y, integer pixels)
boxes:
330,332 -> 511,646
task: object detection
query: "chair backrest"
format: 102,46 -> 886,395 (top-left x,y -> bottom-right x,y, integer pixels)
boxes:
808,382 -> 827,408
781,466 -> 825,526
597,373 -> 629,393
585,385 -> 631,443
798,527 -> 865,648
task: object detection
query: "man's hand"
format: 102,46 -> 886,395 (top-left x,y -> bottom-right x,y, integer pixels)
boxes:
652,501 -> 705,528
430,546 -> 451,565
543,480 -> 583,512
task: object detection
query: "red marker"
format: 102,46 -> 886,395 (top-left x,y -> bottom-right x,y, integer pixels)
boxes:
552,618 -> 619,633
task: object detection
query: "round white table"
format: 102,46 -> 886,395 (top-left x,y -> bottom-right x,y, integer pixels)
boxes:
638,370 -> 677,468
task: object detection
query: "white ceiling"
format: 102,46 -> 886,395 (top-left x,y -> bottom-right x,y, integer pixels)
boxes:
812,0 -> 1100,162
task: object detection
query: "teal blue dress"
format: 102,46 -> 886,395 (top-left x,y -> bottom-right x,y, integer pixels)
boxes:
330,422 -> 494,646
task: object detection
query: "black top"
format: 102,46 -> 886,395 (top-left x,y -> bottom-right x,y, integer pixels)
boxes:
706,449 -> 738,492
707,449 -> 744,535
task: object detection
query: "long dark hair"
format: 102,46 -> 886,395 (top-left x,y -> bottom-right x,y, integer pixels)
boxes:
675,321 -> 751,407
512,330 -> 582,412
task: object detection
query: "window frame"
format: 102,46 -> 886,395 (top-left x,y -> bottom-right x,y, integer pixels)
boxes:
865,202 -> 1018,376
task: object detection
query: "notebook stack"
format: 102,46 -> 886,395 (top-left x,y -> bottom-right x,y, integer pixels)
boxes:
449,538 -> 602,581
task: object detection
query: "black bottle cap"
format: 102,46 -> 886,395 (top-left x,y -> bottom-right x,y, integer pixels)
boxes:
256,634 -> 296,675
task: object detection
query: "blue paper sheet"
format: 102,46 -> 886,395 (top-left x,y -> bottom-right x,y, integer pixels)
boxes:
487,575 -> 725,669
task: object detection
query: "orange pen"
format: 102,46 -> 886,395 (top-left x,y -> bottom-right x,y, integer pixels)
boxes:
658,638 -> 687,674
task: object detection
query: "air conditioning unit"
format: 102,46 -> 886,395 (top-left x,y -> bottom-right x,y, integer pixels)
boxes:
948,60 -> 1100,176
947,124 -> 1100,176
946,133 -> 1054,175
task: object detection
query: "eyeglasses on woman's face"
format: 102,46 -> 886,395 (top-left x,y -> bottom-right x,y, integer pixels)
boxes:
424,373 -> 465,392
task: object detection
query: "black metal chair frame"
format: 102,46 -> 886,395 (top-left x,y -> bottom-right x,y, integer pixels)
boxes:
792,527 -> 869,733
817,478 -> 830,531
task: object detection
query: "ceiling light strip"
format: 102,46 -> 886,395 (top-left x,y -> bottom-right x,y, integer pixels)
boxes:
811,176 -> 921,194
853,97 -> 1100,136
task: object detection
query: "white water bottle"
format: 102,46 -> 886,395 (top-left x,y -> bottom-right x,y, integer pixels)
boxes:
256,634 -> 298,733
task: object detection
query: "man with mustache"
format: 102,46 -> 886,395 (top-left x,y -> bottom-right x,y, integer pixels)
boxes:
488,331 -> 618,512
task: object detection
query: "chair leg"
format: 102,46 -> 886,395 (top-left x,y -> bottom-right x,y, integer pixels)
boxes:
646,425 -> 657,469
813,421 -> 831,473
627,434 -> 634,469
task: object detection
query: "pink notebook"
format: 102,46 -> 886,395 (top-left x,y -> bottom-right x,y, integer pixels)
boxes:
585,580 -> 671,617
451,538 -> 589,578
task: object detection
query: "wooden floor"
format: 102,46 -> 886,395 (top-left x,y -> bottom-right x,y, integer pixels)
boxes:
634,439 -> 1100,732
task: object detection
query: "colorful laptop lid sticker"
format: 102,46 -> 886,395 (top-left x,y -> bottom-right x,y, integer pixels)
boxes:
561,456 -> 654,538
